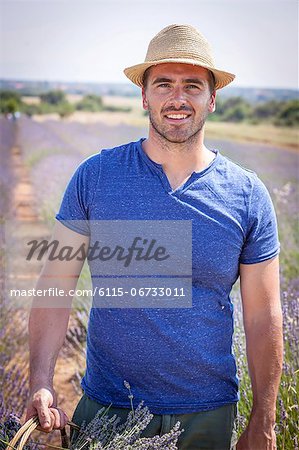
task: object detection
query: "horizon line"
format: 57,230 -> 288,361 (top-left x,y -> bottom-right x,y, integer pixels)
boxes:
0,77 -> 298,92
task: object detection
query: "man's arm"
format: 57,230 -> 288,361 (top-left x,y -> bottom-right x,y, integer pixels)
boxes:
236,255 -> 283,450
26,221 -> 89,432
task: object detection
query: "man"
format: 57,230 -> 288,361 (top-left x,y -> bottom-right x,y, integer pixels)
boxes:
26,24 -> 283,449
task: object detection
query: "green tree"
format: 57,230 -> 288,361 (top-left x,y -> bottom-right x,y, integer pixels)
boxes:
0,90 -> 22,101
274,99 -> 299,127
0,90 -> 22,114
22,103 -> 40,117
76,94 -> 103,112
222,97 -> 252,123
40,90 -> 66,105
222,97 -> 247,110
252,100 -> 281,120
58,101 -> 75,118
2,98 -> 19,114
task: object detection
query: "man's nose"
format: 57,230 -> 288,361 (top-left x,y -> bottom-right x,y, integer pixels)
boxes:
169,86 -> 187,109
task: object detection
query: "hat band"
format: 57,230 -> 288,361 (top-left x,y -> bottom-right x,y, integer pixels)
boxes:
146,51 -> 214,67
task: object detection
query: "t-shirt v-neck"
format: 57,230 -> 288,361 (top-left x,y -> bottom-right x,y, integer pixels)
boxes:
136,137 -> 220,195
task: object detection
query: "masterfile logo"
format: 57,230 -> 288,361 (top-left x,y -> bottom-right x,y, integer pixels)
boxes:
5,219 -> 192,308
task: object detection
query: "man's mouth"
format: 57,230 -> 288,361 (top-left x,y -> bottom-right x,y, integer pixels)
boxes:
164,113 -> 191,121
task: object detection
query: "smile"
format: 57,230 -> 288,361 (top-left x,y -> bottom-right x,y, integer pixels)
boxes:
164,113 -> 191,121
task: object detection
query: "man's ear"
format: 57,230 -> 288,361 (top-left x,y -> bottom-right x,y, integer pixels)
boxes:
209,90 -> 216,113
142,87 -> 148,110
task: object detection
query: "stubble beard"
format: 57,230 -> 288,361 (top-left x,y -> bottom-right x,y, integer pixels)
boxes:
148,106 -> 209,146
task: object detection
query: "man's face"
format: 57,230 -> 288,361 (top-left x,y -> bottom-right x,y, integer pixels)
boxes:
142,63 -> 216,144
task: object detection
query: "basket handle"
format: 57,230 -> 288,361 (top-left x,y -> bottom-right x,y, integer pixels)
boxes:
6,417 -> 39,450
6,416 -> 79,450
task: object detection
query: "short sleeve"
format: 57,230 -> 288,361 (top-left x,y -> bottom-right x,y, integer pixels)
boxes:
55,154 -> 101,236
239,176 -> 280,264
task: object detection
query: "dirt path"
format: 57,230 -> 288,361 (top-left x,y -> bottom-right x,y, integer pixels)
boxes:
5,120 -> 83,440
11,143 -> 39,221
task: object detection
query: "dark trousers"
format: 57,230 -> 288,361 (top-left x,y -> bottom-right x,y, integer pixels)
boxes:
71,393 -> 238,450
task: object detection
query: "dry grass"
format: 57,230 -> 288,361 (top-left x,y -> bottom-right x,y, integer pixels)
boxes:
102,94 -> 142,111
21,96 -> 40,105
67,93 -> 84,104
205,121 -> 299,151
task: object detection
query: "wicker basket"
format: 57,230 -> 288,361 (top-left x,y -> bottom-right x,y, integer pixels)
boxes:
6,416 -> 78,450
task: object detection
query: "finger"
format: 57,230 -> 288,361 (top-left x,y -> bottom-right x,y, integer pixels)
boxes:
51,407 -> 69,429
49,407 -> 69,429
37,405 -> 54,432
49,408 -> 60,429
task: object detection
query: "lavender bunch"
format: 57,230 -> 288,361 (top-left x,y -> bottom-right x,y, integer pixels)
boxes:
0,413 -> 21,445
71,382 -> 183,450
0,413 -> 38,450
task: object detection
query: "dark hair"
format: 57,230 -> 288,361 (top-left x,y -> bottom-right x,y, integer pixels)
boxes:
142,66 -> 216,93
142,67 -> 152,89
207,71 -> 216,93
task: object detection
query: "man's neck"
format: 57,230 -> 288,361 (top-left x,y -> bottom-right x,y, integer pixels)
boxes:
142,127 -> 215,189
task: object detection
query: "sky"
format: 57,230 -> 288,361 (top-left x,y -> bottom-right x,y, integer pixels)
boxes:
0,0 -> 298,89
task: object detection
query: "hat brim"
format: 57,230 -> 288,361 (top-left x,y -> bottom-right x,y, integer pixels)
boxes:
124,58 -> 235,90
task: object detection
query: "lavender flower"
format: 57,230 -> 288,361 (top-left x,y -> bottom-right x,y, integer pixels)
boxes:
0,414 -> 38,450
71,384 -> 183,450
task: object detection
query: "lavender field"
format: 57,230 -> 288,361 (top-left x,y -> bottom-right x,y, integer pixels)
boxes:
1,115 -> 298,448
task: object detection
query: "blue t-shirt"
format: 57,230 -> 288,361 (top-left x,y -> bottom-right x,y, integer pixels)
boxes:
56,138 -> 280,414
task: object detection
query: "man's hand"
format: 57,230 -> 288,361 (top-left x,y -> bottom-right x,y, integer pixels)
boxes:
236,420 -> 277,450
26,387 -> 69,432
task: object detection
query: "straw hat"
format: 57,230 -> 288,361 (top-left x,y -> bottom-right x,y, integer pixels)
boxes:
124,24 -> 235,90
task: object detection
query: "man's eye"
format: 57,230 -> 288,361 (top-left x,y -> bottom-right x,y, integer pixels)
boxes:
158,83 -> 171,88
186,85 -> 199,90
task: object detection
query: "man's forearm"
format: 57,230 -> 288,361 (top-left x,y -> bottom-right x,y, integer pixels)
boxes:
245,311 -> 283,424
26,222 -> 88,431
28,306 -> 71,392
28,269 -> 79,392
